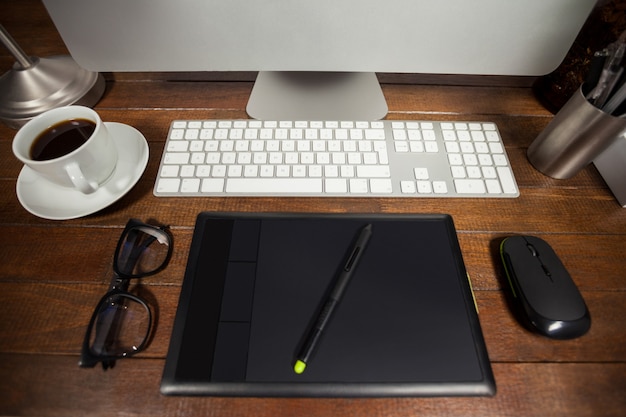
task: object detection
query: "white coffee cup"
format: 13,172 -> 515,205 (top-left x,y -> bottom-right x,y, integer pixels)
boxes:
12,106 -> 118,194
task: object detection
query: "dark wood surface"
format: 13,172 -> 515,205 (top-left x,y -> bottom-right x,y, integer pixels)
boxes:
1,1 -> 625,416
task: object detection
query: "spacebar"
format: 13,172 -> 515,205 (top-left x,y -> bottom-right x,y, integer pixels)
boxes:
225,178 -> 323,193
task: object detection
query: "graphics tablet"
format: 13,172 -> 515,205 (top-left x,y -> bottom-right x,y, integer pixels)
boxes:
161,213 -> 495,397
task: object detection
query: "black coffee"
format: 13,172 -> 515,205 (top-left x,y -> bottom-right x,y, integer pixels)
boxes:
30,118 -> 96,161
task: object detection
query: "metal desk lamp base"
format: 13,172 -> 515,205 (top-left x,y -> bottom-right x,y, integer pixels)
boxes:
0,25 -> 105,129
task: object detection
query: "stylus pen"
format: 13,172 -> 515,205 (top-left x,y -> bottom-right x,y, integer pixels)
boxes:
293,223 -> 373,374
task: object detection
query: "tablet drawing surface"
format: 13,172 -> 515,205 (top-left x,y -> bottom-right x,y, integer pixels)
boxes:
161,213 -> 495,397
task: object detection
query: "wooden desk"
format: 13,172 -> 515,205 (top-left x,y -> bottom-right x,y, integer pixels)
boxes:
1,2 -> 625,416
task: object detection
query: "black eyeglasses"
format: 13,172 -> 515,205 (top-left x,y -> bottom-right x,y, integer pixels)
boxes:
80,219 -> 172,370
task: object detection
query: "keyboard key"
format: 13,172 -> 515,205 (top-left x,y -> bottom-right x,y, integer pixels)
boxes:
349,179 -> 369,193
486,179 -> 502,194
160,165 -> 179,177
414,167 -> 429,180
482,166 -> 497,179
167,141 -> 189,152
357,166 -> 391,178
156,178 -> 180,193
370,179 -> 393,193
489,142 -> 504,154
365,129 -> 385,140
433,181 -> 448,194
164,153 -> 190,164
425,142 -> 439,152
493,154 -> 508,166
226,178 -> 323,193
201,178 -> 225,192
467,166 -> 482,179
417,181 -> 433,194
497,167 -> 518,194
454,179 -> 487,194
181,178 -> 200,193
326,178 -> 348,193
401,181 -> 417,193
180,165 -> 195,177
451,166 -> 466,178
170,129 -> 185,139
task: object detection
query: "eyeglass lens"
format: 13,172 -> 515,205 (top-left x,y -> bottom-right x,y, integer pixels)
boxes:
116,225 -> 170,277
89,293 -> 151,357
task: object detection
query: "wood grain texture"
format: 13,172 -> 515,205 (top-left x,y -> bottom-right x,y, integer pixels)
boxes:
1,355 -> 625,417
0,1 -> 625,416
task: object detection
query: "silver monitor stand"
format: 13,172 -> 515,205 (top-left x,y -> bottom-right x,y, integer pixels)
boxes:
246,71 -> 388,120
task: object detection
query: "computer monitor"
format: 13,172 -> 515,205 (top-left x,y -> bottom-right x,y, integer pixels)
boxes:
41,0 -> 596,120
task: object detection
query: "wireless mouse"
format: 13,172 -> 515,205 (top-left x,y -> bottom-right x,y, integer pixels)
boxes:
500,235 -> 590,339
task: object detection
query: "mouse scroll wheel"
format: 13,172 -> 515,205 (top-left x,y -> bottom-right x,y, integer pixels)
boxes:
526,243 -> 539,257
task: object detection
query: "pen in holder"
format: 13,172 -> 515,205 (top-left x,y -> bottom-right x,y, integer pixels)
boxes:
527,84 -> 626,179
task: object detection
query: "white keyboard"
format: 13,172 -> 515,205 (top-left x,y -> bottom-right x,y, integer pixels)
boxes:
154,120 -> 519,198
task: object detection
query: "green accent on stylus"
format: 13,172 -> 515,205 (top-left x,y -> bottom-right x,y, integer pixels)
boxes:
294,360 -> 307,374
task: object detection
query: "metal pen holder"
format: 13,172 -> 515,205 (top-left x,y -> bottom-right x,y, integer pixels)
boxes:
527,84 -> 626,179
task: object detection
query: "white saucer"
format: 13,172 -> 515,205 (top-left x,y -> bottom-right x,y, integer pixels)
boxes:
16,122 -> 149,220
